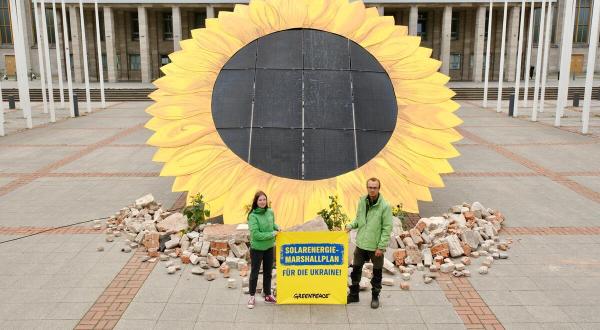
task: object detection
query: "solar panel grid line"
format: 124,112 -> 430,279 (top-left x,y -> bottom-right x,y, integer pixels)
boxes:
347,37 -> 360,169
247,39 -> 259,165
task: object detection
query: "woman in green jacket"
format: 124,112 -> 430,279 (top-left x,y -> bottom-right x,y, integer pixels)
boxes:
247,191 -> 279,309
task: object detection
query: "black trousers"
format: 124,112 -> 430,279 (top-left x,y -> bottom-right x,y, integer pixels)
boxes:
249,247 -> 274,296
349,247 -> 383,295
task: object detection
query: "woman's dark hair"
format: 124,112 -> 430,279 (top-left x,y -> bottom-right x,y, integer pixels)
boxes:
249,190 -> 268,214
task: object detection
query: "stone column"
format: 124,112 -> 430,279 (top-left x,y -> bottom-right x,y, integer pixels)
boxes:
138,6 -> 151,83
19,0 -> 33,72
68,5 -> 82,83
173,6 -> 182,51
409,5 -> 418,36
206,5 -> 215,19
376,5 -> 384,16
473,6 -> 486,82
103,6 -> 117,82
506,5 -> 520,81
440,6 -> 452,75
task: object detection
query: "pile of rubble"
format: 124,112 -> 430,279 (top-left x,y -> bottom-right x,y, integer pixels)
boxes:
96,194 -> 331,292
371,201 -> 511,290
96,195 -> 510,293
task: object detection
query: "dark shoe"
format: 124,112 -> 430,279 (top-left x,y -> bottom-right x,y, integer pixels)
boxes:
370,294 -> 380,309
347,293 -> 359,304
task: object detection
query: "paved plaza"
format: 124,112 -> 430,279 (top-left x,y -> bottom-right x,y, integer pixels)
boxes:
0,98 -> 600,329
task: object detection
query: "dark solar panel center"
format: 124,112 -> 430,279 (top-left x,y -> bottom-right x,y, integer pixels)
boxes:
212,29 -> 397,180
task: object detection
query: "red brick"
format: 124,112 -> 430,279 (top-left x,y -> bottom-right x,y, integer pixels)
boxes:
431,242 -> 450,257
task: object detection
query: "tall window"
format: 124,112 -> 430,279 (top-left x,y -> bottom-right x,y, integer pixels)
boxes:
417,12 -> 428,41
450,53 -> 462,70
451,12 -> 459,40
163,12 -> 172,40
193,12 -> 206,29
0,0 -> 12,44
99,10 -> 105,41
533,7 -> 542,44
131,12 -> 139,41
31,5 -> 56,45
45,8 -> 55,44
129,54 -> 141,70
574,0 -> 591,43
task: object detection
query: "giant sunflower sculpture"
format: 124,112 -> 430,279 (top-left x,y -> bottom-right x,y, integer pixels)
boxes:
146,0 -> 462,228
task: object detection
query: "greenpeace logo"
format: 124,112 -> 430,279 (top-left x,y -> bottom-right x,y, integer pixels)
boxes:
293,293 -> 331,299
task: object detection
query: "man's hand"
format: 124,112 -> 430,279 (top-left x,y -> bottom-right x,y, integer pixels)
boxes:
374,249 -> 383,257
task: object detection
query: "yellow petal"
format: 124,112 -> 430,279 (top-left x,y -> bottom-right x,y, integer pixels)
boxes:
216,11 -> 262,44
153,73 -> 217,95
191,28 -> 244,57
359,25 -> 397,48
388,58 -> 441,80
391,127 -> 460,159
145,95 -> 212,121
393,81 -> 456,104
169,50 -> 224,73
399,104 -> 463,129
327,1 -> 366,38
144,117 -> 172,132
249,0 -> 281,33
303,179 -> 337,222
352,9 -> 394,42
367,36 -> 421,62
161,144 -> 228,176
147,115 -> 216,148
270,0 -> 308,29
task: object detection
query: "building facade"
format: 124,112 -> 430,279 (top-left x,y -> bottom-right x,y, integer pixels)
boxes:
0,0 -> 598,83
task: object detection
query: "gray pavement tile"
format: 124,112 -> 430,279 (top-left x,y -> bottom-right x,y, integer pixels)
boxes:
168,284 -> 209,304
310,305 -> 349,324
490,306 -> 537,324
387,325 -> 427,330
0,320 -> 42,329
134,286 -> 175,303
513,291 -> 554,306
44,302 -> 94,320
122,302 -> 166,320
62,287 -> 105,303
410,291 -> 451,306
308,325 -> 350,330
202,284 -> 241,305
154,320 -> 196,329
379,290 -> 416,306
381,306 -> 424,324
158,303 -> 202,322
34,319 -> 79,330
345,305 -> 387,324
539,323 -> 581,330
0,146 -> 85,173
497,277 -> 549,291
1,303 -> 54,320
196,304 -> 238,322
425,324 -> 466,330
478,290 -> 521,306
417,306 -> 462,324
235,304 -> 275,323
450,145 -> 534,172
545,290 -> 599,306
348,324 -> 387,330
273,305 -> 311,324
579,323 -> 600,329
525,306 -> 574,323
501,323 -> 542,330
115,319 -> 157,330
505,144 -> 600,172
561,306 -> 600,323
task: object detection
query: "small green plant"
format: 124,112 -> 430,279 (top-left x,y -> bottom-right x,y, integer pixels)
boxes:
392,203 -> 408,230
183,193 -> 210,229
318,195 -> 350,231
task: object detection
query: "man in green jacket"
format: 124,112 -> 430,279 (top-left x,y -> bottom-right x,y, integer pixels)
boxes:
345,177 -> 393,309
